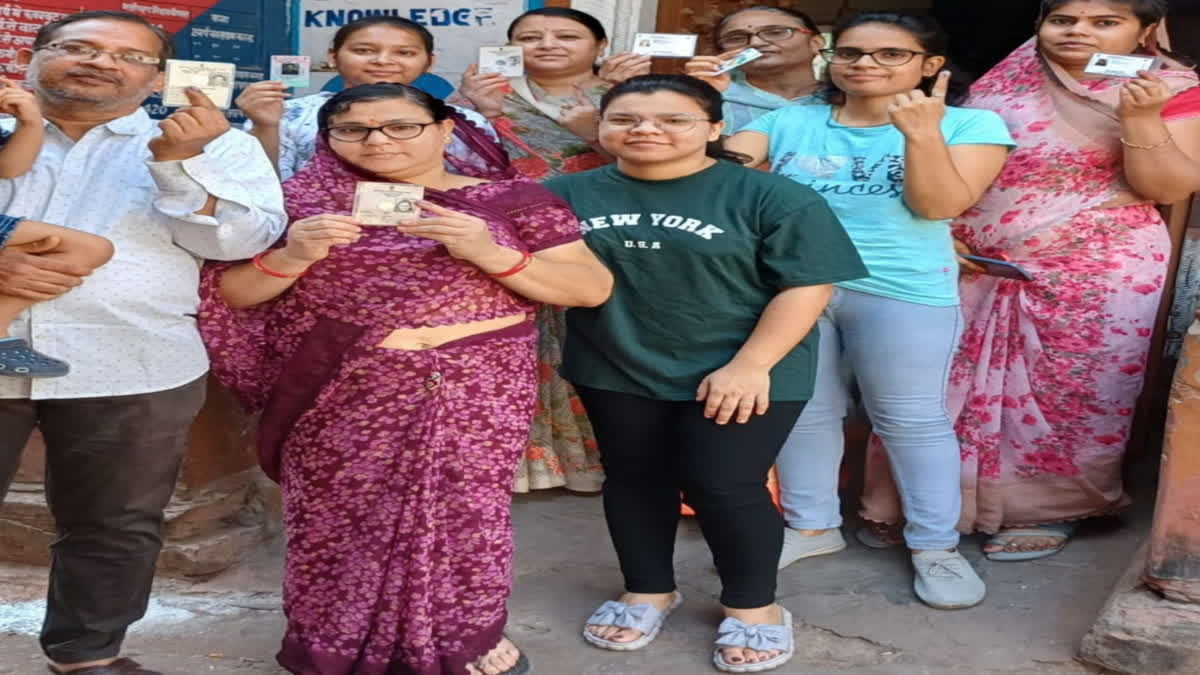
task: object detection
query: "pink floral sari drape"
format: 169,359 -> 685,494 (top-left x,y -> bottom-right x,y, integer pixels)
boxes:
861,39 -> 1200,533
198,140 -> 581,674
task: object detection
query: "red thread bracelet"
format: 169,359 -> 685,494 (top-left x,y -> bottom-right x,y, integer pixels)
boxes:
488,250 -> 533,279
252,251 -> 307,278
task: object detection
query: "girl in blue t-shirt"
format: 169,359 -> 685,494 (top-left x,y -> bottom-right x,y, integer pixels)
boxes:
727,12 -> 1015,610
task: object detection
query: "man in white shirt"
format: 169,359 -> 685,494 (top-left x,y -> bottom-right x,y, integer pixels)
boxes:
0,11 -> 285,675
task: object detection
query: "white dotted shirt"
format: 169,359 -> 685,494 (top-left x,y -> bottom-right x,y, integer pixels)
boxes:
0,109 -> 286,400
247,91 -> 498,180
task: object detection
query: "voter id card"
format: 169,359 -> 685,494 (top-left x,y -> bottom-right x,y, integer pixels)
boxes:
270,55 -> 311,88
353,182 -> 424,226
162,59 -> 236,108
631,33 -> 698,58
714,48 -> 764,75
478,46 -> 524,77
1084,52 -> 1158,78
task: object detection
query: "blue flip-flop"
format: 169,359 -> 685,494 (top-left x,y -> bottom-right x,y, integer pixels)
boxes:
0,337 -> 70,378
985,522 -> 1078,562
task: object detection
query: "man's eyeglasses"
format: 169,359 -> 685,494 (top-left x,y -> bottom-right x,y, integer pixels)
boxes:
716,26 -> 812,50
600,113 -> 709,134
37,42 -> 162,68
819,47 -> 927,66
324,122 -> 437,143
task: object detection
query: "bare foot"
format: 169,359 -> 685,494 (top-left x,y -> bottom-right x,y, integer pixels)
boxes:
983,530 -> 1068,555
466,636 -> 521,675
864,521 -> 905,546
585,591 -> 675,644
720,604 -> 784,666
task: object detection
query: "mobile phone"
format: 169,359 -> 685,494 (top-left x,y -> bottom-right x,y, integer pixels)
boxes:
962,255 -> 1034,281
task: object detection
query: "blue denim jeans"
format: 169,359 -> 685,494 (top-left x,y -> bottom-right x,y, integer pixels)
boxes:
776,287 -> 963,551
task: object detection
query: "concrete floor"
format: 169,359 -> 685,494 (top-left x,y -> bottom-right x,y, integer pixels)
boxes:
0,481 -> 1146,675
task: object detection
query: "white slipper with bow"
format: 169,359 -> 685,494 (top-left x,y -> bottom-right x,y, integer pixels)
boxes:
582,591 -> 683,651
712,607 -> 794,673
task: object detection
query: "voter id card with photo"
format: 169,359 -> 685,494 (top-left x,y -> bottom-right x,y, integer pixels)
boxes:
478,46 -> 524,77
631,33 -> 698,58
1084,52 -> 1158,78
353,182 -> 424,226
714,48 -> 764,75
162,59 -> 236,108
270,55 -> 311,88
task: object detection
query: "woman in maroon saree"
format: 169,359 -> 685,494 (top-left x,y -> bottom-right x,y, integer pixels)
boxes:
197,83 -> 612,675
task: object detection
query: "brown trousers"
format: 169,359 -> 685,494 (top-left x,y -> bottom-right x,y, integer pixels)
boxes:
0,376 -> 206,664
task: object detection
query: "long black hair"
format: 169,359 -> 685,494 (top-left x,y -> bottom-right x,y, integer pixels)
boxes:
714,5 -> 820,43
599,74 -> 751,165
318,83 -> 448,132
1038,0 -> 1167,27
507,7 -> 607,42
329,16 -> 434,54
818,12 -> 971,106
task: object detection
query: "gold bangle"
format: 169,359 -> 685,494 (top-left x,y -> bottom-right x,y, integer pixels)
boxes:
1120,134 -> 1173,150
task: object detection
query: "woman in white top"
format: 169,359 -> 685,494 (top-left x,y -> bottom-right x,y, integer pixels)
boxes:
237,16 -> 505,180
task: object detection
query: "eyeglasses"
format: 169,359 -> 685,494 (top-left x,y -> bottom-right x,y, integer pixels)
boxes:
819,47 -> 927,66
600,113 -> 709,133
716,25 -> 813,50
324,122 -> 437,142
36,42 -> 162,68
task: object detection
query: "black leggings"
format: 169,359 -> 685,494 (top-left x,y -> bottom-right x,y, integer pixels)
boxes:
576,386 -> 806,609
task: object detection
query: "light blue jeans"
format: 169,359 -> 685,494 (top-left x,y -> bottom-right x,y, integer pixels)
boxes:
777,287 -> 963,551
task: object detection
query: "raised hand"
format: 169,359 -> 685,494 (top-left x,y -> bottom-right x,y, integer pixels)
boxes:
0,79 -> 41,124
683,49 -> 743,92
888,70 -> 949,139
598,52 -> 652,85
458,63 -> 511,119
279,214 -> 362,264
234,80 -> 289,128
558,85 -> 600,142
148,87 -> 231,161
1117,71 -> 1173,120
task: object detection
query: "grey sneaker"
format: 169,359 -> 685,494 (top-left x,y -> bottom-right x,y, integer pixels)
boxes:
778,528 -> 847,569
911,550 -> 986,609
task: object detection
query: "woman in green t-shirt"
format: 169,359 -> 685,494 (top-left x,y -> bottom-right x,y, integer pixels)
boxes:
543,74 -> 866,673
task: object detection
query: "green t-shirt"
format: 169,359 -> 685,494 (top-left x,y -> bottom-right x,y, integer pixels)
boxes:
544,160 -> 867,402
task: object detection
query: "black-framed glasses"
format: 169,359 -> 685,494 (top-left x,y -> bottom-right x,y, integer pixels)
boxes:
36,42 -> 163,68
324,122 -> 437,142
600,113 -> 710,133
716,25 -> 813,50
820,47 -> 927,66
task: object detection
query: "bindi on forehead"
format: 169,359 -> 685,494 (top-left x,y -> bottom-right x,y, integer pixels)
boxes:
1054,1 -> 1136,17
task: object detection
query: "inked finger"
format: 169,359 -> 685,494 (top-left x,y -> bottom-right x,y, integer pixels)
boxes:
931,70 -> 951,98
183,87 -> 219,109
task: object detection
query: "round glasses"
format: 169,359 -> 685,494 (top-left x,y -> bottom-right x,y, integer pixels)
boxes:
716,25 -> 812,50
37,42 -> 162,68
820,47 -> 927,66
324,122 -> 436,143
600,113 -> 709,134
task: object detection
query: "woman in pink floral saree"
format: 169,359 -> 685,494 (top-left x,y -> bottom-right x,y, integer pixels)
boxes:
860,0 -> 1200,560
198,83 -> 612,674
